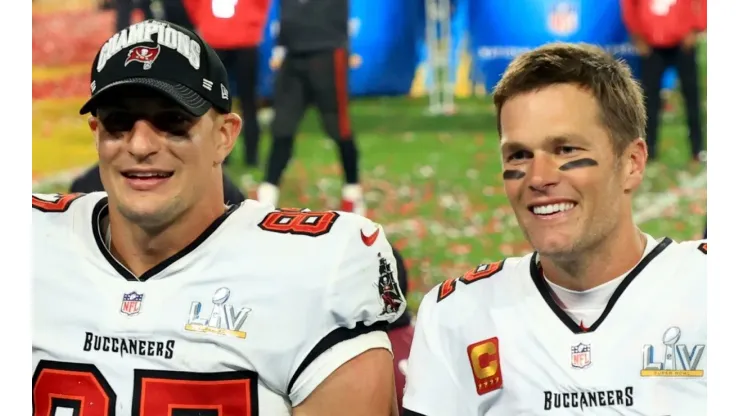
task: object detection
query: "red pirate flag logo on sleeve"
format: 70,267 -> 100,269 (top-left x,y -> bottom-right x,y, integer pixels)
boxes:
375,254 -> 403,316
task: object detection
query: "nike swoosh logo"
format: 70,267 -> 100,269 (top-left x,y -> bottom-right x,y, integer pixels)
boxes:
360,228 -> 380,246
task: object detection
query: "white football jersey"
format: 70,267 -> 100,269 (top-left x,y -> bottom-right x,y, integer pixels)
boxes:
32,192 -> 407,416
403,236 -> 707,416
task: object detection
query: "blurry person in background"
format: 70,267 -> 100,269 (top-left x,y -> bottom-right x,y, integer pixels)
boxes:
621,0 -> 707,164
114,0 -> 154,31
161,0 -> 195,30
184,0 -> 270,168
389,246 -> 414,413
257,0 -> 365,215
69,163 -> 246,205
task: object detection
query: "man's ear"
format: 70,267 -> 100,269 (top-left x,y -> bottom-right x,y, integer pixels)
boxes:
622,138 -> 648,194
89,116 -> 100,151
214,112 -> 242,164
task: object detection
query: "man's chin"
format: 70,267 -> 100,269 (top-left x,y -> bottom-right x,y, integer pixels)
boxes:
529,235 -> 577,258
116,199 -> 179,230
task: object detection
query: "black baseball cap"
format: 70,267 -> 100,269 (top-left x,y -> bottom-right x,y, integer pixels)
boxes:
79,19 -> 232,117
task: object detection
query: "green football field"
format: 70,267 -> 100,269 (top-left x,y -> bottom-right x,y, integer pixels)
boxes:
32,6 -> 706,311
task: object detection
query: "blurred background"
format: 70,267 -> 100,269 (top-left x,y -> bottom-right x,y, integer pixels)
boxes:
32,0 -> 706,311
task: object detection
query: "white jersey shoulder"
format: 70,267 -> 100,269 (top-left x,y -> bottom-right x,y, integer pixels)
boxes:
32,192 -> 103,219
32,195 -> 407,415
228,199 -> 408,327
222,201 -> 409,403
402,257 -> 521,415
664,237 -> 706,276
436,257 -> 525,306
32,192 -> 106,248
404,237 -> 707,416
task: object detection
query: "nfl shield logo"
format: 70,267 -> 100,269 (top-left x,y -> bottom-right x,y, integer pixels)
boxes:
120,292 -> 143,316
547,1 -> 579,37
571,343 -> 591,369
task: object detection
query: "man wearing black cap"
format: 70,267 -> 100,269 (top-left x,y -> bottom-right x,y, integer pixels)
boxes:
32,19 -> 405,416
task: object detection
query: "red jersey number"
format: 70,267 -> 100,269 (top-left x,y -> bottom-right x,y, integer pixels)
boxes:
33,360 -> 258,416
32,193 -> 83,213
258,209 -> 340,237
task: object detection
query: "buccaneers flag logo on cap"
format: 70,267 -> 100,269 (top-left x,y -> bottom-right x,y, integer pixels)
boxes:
124,45 -> 161,70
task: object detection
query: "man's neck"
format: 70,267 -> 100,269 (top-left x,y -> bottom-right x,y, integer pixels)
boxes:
540,224 -> 647,292
107,198 -> 227,278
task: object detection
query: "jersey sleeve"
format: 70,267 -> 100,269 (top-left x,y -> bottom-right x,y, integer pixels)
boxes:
287,215 -> 407,405
402,292 -> 471,416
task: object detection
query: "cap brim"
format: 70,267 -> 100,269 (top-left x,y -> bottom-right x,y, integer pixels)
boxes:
79,77 -> 212,117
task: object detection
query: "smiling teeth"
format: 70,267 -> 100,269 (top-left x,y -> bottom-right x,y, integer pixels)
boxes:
533,203 -> 575,215
128,172 -> 170,178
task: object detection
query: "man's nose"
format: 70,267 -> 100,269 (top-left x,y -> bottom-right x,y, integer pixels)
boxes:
126,120 -> 162,161
527,154 -> 561,192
